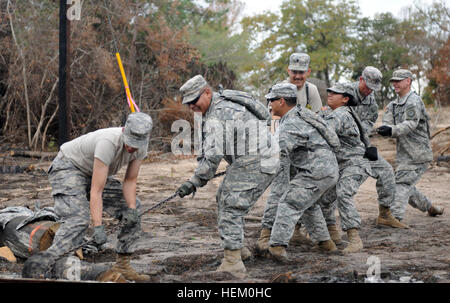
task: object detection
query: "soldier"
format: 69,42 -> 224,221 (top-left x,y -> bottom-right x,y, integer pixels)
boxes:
318,83 -> 373,253
284,52 -> 323,245
285,52 -> 323,113
176,75 -> 278,279
377,69 -> 444,221
22,112 -> 153,281
259,83 -> 340,262
325,66 -> 409,246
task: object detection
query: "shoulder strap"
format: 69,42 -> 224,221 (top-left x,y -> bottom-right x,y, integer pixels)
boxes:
348,107 -> 370,147
305,82 -> 310,105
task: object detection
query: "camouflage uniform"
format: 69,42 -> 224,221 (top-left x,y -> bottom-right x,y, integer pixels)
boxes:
180,76 -> 277,251
381,70 -> 433,220
47,155 -> 142,255
351,68 -> 396,208
318,84 -> 372,231
286,53 -> 322,113
263,83 -> 339,247
45,113 -> 152,257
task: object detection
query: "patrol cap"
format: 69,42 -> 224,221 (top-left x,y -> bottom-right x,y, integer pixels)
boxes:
327,82 -> 356,99
179,75 -> 208,104
390,69 -> 414,81
288,53 -> 310,71
265,82 -> 297,100
123,112 -> 153,149
362,66 -> 382,91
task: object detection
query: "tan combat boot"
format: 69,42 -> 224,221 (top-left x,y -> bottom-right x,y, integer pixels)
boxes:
376,205 -> 409,228
216,249 -> 247,279
110,253 -> 150,282
241,247 -> 252,261
289,225 -> 314,246
256,228 -> 271,253
342,229 -> 363,254
428,205 -> 444,217
327,224 -> 342,245
312,239 -> 337,252
268,246 -> 288,262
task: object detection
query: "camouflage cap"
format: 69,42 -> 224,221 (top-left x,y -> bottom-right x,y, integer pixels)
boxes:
327,82 -> 356,99
180,75 -> 208,104
265,82 -> 297,100
288,53 -> 310,71
123,112 -> 153,149
390,69 -> 414,81
362,66 -> 382,91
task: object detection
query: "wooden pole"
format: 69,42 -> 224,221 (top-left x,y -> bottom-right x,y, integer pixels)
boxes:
58,0 -> 71,146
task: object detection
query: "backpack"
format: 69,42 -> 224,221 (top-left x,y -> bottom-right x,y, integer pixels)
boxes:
220,90 -> 272,125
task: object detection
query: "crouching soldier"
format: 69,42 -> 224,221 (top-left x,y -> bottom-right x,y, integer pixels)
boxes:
176,75 -> 278,279
377,69 -> 444,221
259,82 -> 340,262
22,112 -> 153,281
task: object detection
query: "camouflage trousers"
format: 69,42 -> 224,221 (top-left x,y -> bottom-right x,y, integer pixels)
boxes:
390,162 -> 432,220
319,165 -> 370,231
216,158 -> 275,250
261,171 -> 334,243
269,172 -> 339,247
46,153 -> 142,257
369,155 -> 396,208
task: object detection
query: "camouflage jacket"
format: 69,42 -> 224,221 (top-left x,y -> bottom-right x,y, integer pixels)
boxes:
382,91 -> 433,167
277,105 -> 338,181
350,81 -> 379,135
189,92 -> 278,188
321,106 -> 371,174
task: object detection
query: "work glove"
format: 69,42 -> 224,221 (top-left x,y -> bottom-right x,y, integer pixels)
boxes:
377,126 -> 392,137
176,181 -> 196,198
122,208 -> 140,228
93,225 -> 107,246
364,146 -> 378,161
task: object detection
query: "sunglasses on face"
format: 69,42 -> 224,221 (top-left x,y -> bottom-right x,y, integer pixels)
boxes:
186,92 -> 203,106
267,97 -> 281,103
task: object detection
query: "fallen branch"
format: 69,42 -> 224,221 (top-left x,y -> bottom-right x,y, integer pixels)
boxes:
10,150 -> 58,158
431,126 -> 450,139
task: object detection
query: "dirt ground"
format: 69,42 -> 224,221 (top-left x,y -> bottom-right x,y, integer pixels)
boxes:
1,107 -> 449,283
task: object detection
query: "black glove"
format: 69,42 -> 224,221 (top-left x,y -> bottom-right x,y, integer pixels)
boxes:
364,146 -> 378,161
377,125 -> 392,137
93,225 -> 107,246
176,181 -> 196,198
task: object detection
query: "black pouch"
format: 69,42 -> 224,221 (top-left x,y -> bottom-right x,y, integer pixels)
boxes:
364,146 -> 378,161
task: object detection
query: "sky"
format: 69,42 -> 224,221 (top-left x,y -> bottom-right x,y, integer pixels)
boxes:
241,0 -> 436,18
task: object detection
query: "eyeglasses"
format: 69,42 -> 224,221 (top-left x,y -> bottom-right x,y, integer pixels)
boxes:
267,97 -> 281,103
185,91 -> 203,106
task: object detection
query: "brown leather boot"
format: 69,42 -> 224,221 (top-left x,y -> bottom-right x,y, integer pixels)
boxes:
289,225 -> 313,246
428,205 -> 444,217
327,224 -> 342,245
312,239 -> 337,252
377,205 -> 409,228
241,246 -> 252,261
342,229 -> 363,254
216,249 -> 247,279
268,246 -> 288,262
110,253 -> 150,282
256,228 -> 271,253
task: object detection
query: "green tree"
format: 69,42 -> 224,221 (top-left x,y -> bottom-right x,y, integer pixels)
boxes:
241,0 -> 360,96
353,13 -> 414,106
